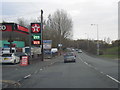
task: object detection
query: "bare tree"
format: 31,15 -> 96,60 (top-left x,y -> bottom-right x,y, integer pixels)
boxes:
51,9 -> 73,39
35,10 -> 73,48
17,18 -> 28,27
43,9 -> 73,48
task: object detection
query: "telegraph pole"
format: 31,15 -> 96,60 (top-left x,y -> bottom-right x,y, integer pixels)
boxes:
41,10 -> 44,61
96,24 -> 99,55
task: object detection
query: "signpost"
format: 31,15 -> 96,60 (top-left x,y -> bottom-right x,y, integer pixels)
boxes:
58,44 -> 62,55
41,10 -> 44,61
31,23 -> 41,46
30,23 -> 41,60
43,40 -> 52,59
30,10 -> 44,61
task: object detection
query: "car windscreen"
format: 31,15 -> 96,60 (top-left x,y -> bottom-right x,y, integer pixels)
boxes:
65,53 -> 74,56
14,52 -> 27,57
2,54 -> 12,57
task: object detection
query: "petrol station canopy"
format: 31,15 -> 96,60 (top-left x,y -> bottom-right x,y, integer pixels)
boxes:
0,23 -> 29,41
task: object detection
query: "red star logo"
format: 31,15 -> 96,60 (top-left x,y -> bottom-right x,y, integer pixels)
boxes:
31,24 -> 40,33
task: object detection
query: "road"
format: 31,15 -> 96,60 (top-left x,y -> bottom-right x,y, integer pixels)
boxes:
2,52 -> 119,88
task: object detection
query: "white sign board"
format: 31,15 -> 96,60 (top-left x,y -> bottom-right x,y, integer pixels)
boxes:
58,44 -> 62,47
43,40 -> 52,49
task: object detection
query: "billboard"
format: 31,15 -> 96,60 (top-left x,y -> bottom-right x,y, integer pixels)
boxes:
43,40 -> 52,49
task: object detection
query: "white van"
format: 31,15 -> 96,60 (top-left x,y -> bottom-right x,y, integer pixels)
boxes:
2,48 -> 16,54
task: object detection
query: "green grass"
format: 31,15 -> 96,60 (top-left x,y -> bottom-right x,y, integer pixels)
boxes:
100,47 -> 119,59
100,54 -> 118,59
104,47 -> 118,54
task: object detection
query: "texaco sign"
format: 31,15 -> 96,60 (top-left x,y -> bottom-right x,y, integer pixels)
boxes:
0,25 -> 6,31
31,24 -> 41,33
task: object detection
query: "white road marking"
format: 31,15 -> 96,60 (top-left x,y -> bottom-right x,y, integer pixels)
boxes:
106,75 -> 120,84
88,64 -> 90,67
94,67 -> 98,70
34,71 -> 38,74
100,71 -> 104,74
40,68 -> 43,70
84,62 -> 88,65
24,74 -> 31,79
78,56 -> 120,84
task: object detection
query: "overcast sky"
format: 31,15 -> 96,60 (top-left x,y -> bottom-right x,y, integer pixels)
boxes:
1,0 -> 119,41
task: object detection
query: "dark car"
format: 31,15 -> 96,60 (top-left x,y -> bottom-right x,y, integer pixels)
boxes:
64,52 -> 76,63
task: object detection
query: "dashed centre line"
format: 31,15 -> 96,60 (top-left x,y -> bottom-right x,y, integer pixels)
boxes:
40,68 -> 43,71
24,74 -> 31,79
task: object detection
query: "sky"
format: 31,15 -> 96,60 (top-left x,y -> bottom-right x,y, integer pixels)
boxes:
1,0 -> 119,41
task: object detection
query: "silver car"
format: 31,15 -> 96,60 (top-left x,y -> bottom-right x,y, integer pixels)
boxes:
64,52 -> 76,63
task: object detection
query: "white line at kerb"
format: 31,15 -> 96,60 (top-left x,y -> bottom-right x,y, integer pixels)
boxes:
106,75 -> 120,84
79,57 -> 120,84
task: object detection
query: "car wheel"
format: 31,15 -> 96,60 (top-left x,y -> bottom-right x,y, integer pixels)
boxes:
13,60 -> 16,65
73,60 -> 76,62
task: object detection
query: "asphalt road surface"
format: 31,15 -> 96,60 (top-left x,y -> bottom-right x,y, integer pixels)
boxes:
2,52 -> 119,88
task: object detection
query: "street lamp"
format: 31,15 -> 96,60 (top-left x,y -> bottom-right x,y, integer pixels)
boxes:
85,33 -> 89,51
91,24 -> 99,55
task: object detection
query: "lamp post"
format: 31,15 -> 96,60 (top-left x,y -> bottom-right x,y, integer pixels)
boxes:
91,24 -> 99,55
85,33 -> 89,51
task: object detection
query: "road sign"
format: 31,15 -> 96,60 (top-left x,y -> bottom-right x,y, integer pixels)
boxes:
43,40 -> 52,49
58,44 -> 62,47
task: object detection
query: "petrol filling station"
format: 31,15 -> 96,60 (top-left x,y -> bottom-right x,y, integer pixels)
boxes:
1,10 -> 44,61
0,23 -> 29,50
1,23 -> 29,39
